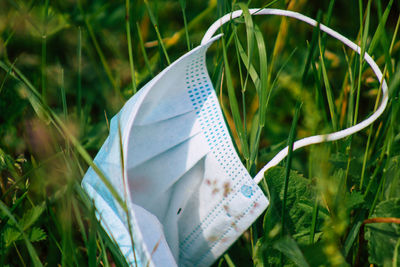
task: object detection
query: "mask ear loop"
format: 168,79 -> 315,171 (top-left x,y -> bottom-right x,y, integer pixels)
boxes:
201,9 -> 389,184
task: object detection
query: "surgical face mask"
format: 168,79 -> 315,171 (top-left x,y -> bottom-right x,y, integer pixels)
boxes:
82,8 -> 388,267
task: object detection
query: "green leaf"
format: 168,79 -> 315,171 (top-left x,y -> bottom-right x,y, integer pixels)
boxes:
4,225 -> 21,247
383,156 -> 400,200
28,227 -> 47,242
0,200 -> 43,267
365,198 -> 400,266
3,205 -> 46,247
256,167 -> 325,265
345,191 -> 365,211
263,166 -> 318,243
19,204 -> 45,231
273,236 -> 310,267
297,199 -> 329,220
253,236 -> 280,267
300,242 -> 330,266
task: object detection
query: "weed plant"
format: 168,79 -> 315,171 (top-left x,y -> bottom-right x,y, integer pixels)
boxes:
0,0 -> 399,266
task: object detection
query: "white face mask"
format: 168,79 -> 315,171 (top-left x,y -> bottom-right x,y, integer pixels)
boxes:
82,8 -> 388,267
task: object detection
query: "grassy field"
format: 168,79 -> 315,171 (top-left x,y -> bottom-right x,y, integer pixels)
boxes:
0,0 -> 400,266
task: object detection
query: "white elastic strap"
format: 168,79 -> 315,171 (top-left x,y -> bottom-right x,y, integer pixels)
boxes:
201,9 -> 389,184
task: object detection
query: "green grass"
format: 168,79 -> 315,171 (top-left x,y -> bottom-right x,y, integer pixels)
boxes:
1,0 -> 400,266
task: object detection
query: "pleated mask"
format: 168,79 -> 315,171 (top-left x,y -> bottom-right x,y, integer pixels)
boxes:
81,8 -> 388,267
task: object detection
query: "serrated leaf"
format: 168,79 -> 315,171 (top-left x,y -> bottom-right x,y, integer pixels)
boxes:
0,200 -> 43,266
298,199 -> 329,220
3,203 -> 46,247
28,227 -> 47,242
263,166 -> 318,243
256,167 -> 325,265
365,198 -> 400,266
19,204 -> 45,231
3,226 -> 46,247
345,191 -> 365,211
4,225 -> 21,247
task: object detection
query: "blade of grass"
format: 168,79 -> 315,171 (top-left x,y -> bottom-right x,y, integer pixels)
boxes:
365,15 -> 400,157
144,0 -> 170,65
99,226 -> 130,267
301,11 -> 322,83
268,48 -> 298,103
236,36 -> 297,170
45,196 -> 63,251
363,68 -> 400,198
86,21 -> 119,95
318,35 -> 337,131
41,0 -> 49,103
138,1 -> 216,78
359,104 -> 380,191
236,3 -> 255,169
359,11 -> 399,191
236,3 -> 255,95
223,253 -> 236,267
280,102 -> 302,266
233,31 -> 248,163
235,38 -> 260,90
75,184 -> 130,266
344,210 -> 366,257
233,28 -> 245,93
136,22 -> 154,77
88,202 -> 97,267
60,68 -> 67,121
167,0 -> 217,50
179,0 -> 191,51
0,31 -> 13,63
0,58 -> 17,94
98,232 -> 110,267
61,189 -> 78,266
221,35 -> 250,163
341,46 -> 354,128
0,60 -> 127,216
71,197 -> 87,244
249,24 -> 268,169
354,0 -> 371,125
77,27 -> 82,122
118,121 -> 138,267
77,0 -> 119,96
368,0 -> 393,77
13,242 -> 26,267
125,0 -> 137,94
320,0 -> 336,55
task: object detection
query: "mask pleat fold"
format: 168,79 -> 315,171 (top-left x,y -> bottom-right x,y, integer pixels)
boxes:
133,58 -> 193,125
127,110 -> 201,168
127,132 -> 209,212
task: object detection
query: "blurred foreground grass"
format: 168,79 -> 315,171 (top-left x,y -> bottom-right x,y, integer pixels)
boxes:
0,0 -> 400,266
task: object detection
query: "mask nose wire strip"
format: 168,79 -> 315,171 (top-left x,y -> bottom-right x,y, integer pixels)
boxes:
201,8 -> 389,184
